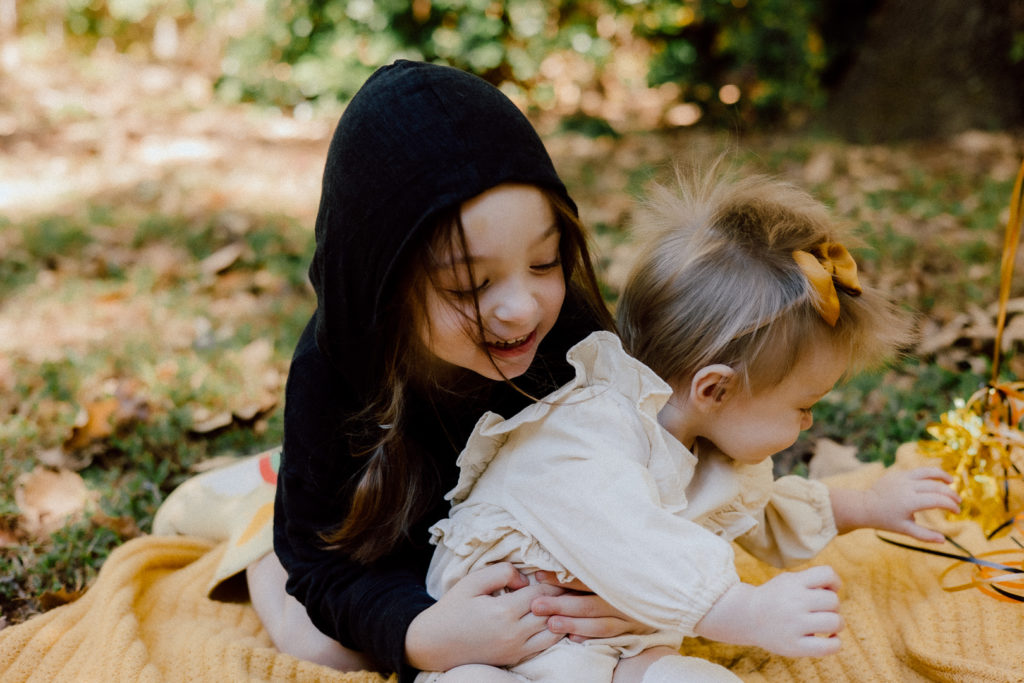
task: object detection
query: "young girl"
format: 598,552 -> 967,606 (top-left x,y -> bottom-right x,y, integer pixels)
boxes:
416,164 -> 962,682
245,59 -> 651,681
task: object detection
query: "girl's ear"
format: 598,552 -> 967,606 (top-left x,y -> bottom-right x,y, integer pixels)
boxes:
689,364 -> 736,410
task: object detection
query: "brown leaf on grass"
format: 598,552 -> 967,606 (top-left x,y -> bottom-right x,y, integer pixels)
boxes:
63,382 -> 152,452
36,446 -> 93,471
189,407 -> 234,433
0,516 -> 21,548
199,242 -> 245,275
90,510 -> 142,540
15,468 -> 97,540
63,397 -> 120,451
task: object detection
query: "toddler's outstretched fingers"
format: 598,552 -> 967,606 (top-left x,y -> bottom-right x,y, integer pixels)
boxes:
898,521 -> 946,544
910,466 -> 954,484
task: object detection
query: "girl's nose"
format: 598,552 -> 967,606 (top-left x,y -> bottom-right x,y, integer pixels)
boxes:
491,279 -> 537,324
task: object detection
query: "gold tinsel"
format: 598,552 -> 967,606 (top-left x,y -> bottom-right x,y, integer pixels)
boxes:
917,158 -> 1024,534
918,384 -> 1024,533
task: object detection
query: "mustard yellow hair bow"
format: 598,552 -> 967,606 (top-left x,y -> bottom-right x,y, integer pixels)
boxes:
792,242 -> 863,326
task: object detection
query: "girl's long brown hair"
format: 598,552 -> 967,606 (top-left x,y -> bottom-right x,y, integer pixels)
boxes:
322,187 -> 613,563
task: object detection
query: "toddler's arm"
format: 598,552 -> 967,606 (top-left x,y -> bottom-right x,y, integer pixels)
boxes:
693,565 -> 843,657
829,466 -> 961,542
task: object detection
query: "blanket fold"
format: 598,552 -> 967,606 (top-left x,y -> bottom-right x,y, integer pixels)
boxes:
1,443 -> 1021,682
0,536 -> 391,683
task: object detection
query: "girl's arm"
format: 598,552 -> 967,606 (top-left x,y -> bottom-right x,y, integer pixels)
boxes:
277,329 -> 433,679
828,466 -> 961,541
279,327 -> 592,678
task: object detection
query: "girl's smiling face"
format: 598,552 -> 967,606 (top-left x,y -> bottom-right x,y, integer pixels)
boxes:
420,183 -> 566,381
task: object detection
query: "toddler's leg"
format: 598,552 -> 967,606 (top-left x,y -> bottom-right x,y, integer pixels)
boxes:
432,664 -> 520,682
613,646 -> 742,683
246,551 -> 373,671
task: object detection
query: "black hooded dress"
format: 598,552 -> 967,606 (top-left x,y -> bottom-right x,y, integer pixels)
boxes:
274,61 -> 607,681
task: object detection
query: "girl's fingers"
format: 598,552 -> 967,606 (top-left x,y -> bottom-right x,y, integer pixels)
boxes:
531,592 -> 613,619
519,627 -> 564,660
545,615 -> 629,639
504,582 -> 565,617
455,562 -> 530,597
458,565 -> 528,593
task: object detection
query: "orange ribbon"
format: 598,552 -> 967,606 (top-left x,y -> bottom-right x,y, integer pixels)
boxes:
792,242 -> 863,326
991,159 -> 1024,384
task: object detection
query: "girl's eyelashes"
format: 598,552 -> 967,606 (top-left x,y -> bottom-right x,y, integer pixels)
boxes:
531,258 -> 562,272
445,280 -> 488,299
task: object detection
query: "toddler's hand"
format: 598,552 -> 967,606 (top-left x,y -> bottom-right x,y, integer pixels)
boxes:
694,566 -> 843,657
865,466 -> 961,543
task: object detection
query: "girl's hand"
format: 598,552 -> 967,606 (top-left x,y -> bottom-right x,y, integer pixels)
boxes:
832,467 -> 961,542
694,566 -> 844,657
530,571 -> 655,643
405,562 -> 565,672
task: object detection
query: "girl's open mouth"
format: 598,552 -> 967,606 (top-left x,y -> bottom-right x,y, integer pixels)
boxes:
486,331 -> 536,355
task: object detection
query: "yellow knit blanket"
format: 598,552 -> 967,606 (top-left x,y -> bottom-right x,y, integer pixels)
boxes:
2,445 -> 1022,682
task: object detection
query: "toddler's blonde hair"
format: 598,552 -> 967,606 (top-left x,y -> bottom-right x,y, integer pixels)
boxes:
617,159 -> 915,392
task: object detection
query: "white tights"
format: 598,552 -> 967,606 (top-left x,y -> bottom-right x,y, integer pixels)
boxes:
640,654 -> 743,683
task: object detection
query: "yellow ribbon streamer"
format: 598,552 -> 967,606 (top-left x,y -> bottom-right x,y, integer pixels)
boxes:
892,159 -> 1024,602
992,160 -> 1024,383
917,159 -> 1024,534
792,242 -> 863,326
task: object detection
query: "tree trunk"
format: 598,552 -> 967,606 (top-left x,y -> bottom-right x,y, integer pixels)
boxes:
823,0 -> 1024,142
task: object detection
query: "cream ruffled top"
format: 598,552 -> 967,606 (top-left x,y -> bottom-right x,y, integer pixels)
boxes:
427,331 -> 837,636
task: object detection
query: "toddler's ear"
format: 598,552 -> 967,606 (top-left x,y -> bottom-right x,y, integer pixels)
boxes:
689,364 -> 736,410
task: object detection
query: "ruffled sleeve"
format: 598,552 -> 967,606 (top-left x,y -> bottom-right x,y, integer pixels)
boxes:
734,473 -> 837,568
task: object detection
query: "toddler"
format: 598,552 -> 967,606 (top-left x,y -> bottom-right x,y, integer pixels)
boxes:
418,163 -> 961,682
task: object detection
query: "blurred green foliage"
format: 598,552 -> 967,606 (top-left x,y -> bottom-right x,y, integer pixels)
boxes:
20,0 -> 851,128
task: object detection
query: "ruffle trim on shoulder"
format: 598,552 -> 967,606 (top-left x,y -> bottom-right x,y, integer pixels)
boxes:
697,459 -> 774,540
428,503 -> 575,583
446,331 -> 673,504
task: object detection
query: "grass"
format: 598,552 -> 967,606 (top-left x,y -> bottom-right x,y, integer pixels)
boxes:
1,126 -> 1021,626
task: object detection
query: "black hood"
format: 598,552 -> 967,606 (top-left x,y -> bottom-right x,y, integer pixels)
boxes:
308,60 -> 576,397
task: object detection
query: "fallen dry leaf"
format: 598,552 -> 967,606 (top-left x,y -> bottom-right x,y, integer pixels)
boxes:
15,467 -> 97,540
189,406 -> 234,433
199,241 -> 245,275
36,446 -> 93,471
63,382 -> 152,452
63,397 -> 120,451
0,517 -> 20,548
90,510 -> 142,540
